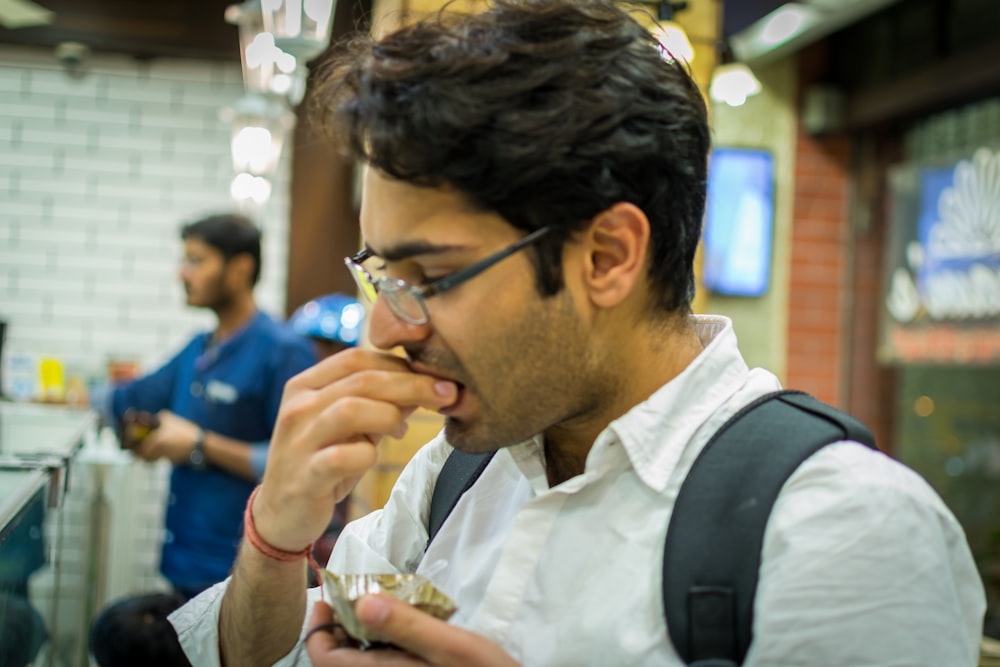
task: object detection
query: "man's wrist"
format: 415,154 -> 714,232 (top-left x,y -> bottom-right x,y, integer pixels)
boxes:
188,428 -> 208,469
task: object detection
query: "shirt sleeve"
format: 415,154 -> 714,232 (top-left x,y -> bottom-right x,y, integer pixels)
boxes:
249,441 -> 269,480
169,578 -> 325,667
746,441 -> 986,667
169,433 -> 450,666
109,348 -> 186,425
263,341 -> 317,431
328,433 -> 452,574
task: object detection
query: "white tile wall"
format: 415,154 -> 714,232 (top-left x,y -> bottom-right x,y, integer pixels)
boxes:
1,44 -> 295,667
0,45 -> 293,378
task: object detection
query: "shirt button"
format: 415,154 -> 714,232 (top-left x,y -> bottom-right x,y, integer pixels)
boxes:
164,530 -> 174,544
190,382 -> 203,397
168,493 -> 176,506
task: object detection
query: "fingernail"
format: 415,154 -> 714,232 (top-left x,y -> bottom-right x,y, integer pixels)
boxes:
394,422 -> 409,439
357,595 -> 390,626
434,381 -> 456,397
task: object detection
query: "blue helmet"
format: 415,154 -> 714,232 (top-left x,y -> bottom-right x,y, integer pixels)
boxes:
289,293 -> 366,347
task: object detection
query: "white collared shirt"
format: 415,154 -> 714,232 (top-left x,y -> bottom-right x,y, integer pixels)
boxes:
173,315 -> 985,666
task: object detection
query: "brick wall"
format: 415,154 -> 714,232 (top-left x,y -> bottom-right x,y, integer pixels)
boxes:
786,125 -> 851,407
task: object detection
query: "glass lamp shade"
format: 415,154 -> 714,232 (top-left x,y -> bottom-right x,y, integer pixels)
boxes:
221,93 -> 295,177
231,172 -> 273,206
260,0 -> 336,62
226,0 -> 308,103
654,21 -> 694,64
710,62 -> 763,107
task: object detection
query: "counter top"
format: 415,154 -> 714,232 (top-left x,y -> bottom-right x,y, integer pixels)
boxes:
0,402 -> 98,535
0,402 -> 98,461
0,467 -> 48,535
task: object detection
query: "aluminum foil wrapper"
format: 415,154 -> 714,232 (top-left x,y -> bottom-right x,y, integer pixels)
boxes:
320,571 -> 457,645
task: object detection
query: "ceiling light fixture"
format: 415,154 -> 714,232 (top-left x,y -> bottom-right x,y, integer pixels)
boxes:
709,62 -> 763,107
645,1 -> 695,64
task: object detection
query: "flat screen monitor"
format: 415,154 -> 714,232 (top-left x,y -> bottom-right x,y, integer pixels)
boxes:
702,147 -> 775,297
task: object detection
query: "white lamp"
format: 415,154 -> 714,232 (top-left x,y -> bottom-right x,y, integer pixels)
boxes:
222,93 -> 295,177
649,1 -> 694,64
230,172 -> 273,207
710,62 -> 763,107
226,0 -> 309,104
221,93 -> 294,207
260,0 -> 337,63
654,21 -> 695,64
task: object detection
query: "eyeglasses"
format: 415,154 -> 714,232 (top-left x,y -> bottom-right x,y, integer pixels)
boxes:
345,226 -> 552,325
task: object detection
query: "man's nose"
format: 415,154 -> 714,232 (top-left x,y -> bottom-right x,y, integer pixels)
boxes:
366,297 -> 432,350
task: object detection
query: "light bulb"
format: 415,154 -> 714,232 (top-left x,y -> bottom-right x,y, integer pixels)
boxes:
710,63 -> 762,107
232,126 -> 274,173
654,22 -> 694,64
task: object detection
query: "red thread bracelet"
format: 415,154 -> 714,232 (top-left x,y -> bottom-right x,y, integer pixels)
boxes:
244,486 -> 323,590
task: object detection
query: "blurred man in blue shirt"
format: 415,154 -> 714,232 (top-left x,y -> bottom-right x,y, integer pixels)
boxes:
105,213 -> 316,599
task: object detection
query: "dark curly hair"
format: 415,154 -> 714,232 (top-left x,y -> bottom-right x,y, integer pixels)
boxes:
312,0 -> 709,314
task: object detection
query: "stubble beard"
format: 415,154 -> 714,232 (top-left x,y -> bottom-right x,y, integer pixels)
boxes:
441,292 -> 595,455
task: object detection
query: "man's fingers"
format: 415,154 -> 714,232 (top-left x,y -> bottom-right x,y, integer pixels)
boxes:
314,368 -> 458,412
304,602 -> 340,654
284,348 -> 458,414
305,601 -> 426,667
307,397 -> 413,450
355,595 -> 442,660
354,595 -> 503,666
308,440 -> 378,483
290,348 -> 410,390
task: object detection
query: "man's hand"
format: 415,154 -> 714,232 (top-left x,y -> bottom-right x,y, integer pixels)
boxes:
251,348 -> 459,554
132,410 -> 200,464
305,596 -> 520,667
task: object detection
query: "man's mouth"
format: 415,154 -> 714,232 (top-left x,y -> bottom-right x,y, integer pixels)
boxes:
408,362 -> 466,413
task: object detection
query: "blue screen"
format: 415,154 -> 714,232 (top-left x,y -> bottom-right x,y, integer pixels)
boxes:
702,147 -> 775,297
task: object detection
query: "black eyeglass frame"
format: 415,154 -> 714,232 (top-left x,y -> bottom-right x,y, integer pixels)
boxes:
345,225 -> 553,325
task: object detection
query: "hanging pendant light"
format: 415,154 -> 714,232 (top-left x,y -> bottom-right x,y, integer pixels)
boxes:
710,62 -> 763,107
221,92 -> 295,206
226,0 -> 310,104
260,0 -> 337,63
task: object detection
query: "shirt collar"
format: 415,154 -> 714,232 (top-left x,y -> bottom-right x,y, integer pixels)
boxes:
196,310 -> 263,370
604,314 -> 750,492
501,315 -> 749,494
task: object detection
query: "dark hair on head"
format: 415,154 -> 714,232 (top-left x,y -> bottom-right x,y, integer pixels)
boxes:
89,592 -> 192,667
0,593 -> 48,666
311,0 -> 709,314
181,213 -> 263,286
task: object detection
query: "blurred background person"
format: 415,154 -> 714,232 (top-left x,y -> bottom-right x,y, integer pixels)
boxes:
0,592 -> 48,667
93,213 -> 317,599
89,592 -> 191,667
288,292 -> 366,360
288,292 -> 366,569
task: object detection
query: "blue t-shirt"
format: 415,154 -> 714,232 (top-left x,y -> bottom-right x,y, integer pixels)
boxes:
111,311 -> 316,590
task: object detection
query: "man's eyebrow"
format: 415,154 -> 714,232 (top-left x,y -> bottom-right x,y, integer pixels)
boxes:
367,240 -> 470,262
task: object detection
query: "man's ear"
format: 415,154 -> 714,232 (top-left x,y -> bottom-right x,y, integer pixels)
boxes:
581,202 -> 649,308
226,253 -> 256,289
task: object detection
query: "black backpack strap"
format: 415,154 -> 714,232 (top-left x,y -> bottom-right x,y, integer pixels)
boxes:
426,449 -> 496,550
663,390 -> 876,666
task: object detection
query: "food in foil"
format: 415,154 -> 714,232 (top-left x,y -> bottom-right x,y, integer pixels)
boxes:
319,571 -> 457,647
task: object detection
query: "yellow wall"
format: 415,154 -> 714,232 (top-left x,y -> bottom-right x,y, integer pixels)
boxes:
348,408 -> 446,520
703,57 -> 798,381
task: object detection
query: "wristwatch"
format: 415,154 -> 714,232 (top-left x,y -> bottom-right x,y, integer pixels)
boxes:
188,429 -> 208,470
